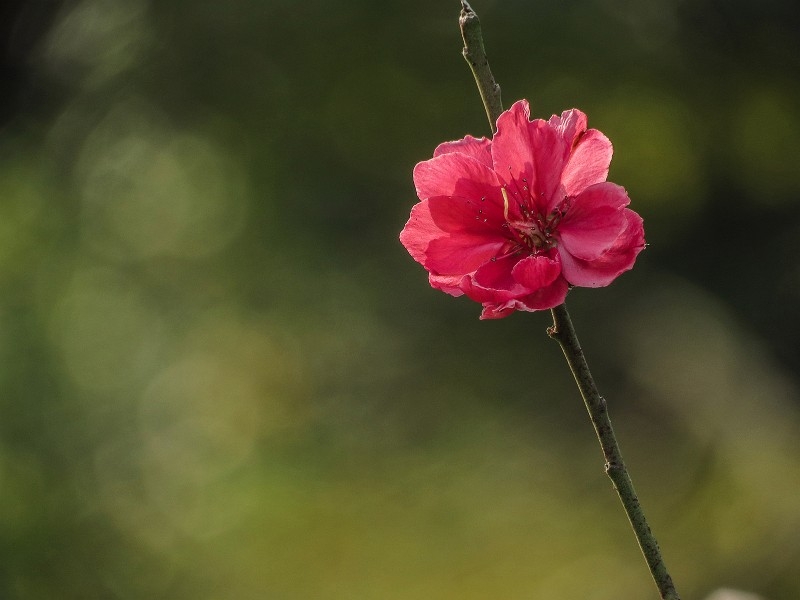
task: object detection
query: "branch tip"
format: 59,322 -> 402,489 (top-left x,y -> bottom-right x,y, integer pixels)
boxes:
457,0 -> 503,132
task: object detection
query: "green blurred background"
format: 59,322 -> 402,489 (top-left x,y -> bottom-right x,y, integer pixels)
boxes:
1,0 -> 799,598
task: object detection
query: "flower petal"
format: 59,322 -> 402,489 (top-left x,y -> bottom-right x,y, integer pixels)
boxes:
530,121 -> 568,213
548,109 -> 588,155
516,275 -> 570,310
399,200 -> 443,265
413,152 -> 500,202
557,182 -> 629,261
479,300 -> 518,320
491,99 -> 535,186
399,197 -> 507,275
429,273 -> 466,297
561,129 -> 613,197
433,135 -> 493,168
511,253 -> 561,290
559,209 -> 645,287
492,101 -> 567,214
460,254 -> 528,304
478,275 -> 569,319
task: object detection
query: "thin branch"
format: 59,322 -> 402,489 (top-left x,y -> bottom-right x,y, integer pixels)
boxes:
458,3 -> 681,599
548,304 -> 680,600
459,0 -> 503,132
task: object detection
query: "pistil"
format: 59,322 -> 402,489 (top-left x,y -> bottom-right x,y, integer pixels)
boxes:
501,187 -> 555,252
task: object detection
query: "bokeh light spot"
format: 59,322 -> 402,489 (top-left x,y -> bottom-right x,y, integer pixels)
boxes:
733,84 -> 800,203
50,267 -> 163,393
42,0 -> 152,88
0,161 -> 47,281
596,87 -> 704,228
76,99 -> 249,261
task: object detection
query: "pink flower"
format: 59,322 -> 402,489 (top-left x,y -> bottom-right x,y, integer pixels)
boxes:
399,100 -> 645,319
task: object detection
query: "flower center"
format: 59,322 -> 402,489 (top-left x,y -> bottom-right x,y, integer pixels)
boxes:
501,187 -> 563,253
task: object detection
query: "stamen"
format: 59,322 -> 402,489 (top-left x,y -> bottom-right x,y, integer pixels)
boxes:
491,244 -> 523,263
501,187 -> 511,222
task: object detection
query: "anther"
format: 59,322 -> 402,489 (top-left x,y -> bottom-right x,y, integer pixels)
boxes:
501,187 -> 511,221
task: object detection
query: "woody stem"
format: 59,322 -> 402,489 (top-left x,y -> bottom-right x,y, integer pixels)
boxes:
459,0 -> 503,131
459,3 -> 681,599
547,304 -> 680,600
